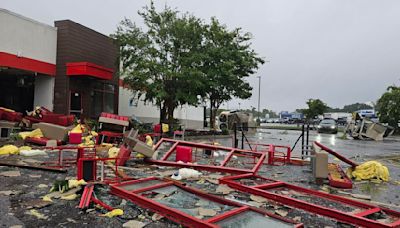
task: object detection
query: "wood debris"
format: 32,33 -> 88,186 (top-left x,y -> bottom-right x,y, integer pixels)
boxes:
0,170 -> 21,177
0,190 -> 21,196
248,201 -> 263,207
123,220 -> 145,228
198,208 -> 217,217
205,178 -> 219,184
250,194 -> 268,203
350,193 -> 371,200
152,213 -> 164,221
216,184 -> 234,194
275,209 -> 288,217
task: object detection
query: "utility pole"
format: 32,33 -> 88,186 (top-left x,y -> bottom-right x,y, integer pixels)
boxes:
257,76 -> 261,124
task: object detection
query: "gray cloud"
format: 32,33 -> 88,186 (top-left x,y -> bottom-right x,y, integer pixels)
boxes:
2,0 -> 400,112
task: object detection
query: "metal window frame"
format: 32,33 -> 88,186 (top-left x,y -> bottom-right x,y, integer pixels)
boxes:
110,177 -> 303,228
146,138 -> 266,174
220,173 -> 400,228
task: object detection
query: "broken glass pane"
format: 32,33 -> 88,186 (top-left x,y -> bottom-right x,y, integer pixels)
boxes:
215,211 -> 293,228
142,186 -> 236,218
120,179 -> 164,191
155,142 -> 175,160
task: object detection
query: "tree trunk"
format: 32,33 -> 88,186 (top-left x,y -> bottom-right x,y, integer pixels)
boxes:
163,99 -> 175,133
210,99 -> 214,129
160,103 -> 166,124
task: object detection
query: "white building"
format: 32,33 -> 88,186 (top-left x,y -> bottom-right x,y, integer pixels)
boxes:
118,85 -> 205,129
0,9 -> 57,112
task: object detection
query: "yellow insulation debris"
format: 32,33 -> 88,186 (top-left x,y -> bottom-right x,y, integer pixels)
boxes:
19,128 -> 44,140
349,161 -> 389,182
0,145 -> 19,155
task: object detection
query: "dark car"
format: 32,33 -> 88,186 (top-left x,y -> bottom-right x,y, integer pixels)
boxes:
317,119 -> 338,134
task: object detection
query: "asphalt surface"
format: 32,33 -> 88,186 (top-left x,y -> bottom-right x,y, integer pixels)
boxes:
203,129 -> 400,209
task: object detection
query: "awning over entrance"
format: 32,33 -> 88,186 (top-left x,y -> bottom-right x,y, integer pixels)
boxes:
0,51 -> 56,76
66,62 -> 113,80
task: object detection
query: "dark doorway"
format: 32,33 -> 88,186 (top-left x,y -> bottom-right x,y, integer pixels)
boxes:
70,91 -> 82,118
0,72 -> 34,113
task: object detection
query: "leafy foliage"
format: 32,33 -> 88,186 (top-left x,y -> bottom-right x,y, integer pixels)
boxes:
202,18 -> 264,127
114,2 -> 263,127
302,99 -> 329,119
327,103 -> 373,113
376,86 -> 400,130
113,2 -> 206,125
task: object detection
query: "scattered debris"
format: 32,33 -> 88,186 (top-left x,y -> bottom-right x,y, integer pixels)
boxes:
205,178 -> 219,184
0,190 -> 21,196
42,195 -> 53,202
171,168 -> 202,180
248,201 -> 263,207
350,193 -> 372,200
37,184 -> 48,188
151,213 -> 164,221
0,144 -> 19,155
350,161 -> 390,181
0,170 -> 21,177
275,209 -> 288,217
27,209 -> 48,219
345,113 -> 394,141
250,194 -> 268,203
0,161 -> 67,172
66,218 -> 77,223
60,193 -> 78,200
216,184 -> 235,194
197,207 -> 216,217
122,220 -> 145,228
102,209 -> 124,218
293,216 -> 302,222
20,149 -> 47,156
21,199 -> 53,209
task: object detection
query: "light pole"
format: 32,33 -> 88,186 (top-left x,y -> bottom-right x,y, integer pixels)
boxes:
257,76 -> 261,125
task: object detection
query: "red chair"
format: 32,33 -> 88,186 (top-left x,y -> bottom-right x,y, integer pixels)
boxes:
268,145 -> 291,165
97,131 -> 124,144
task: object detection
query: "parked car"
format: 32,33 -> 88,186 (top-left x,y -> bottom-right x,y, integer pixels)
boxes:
317,119 -> 338,134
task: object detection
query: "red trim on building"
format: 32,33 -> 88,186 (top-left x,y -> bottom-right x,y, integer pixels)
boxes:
0,51 -> 56,76
66,62 -> 113,80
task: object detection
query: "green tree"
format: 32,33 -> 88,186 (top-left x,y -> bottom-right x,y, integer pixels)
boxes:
113,2 -> 206,126
202,18 -> 264,128
376,85 -> 400,131
115,3 -> 263,129
326,102 -> 373,113
302,99 -> 329,120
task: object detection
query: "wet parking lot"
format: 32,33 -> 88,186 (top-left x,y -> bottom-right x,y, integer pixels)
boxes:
193,129 -> 400,209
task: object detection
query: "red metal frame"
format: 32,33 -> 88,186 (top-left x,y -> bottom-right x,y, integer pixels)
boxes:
79,184 -> 114,211
328,163 -> 353,189
147,138 -> 266,174
220,173 -> 400,228
110,177 -> 303,228
77,157 -> 134,184
314,141 -> 358,167
41,146 -> 96,168
250,143 -> 293,165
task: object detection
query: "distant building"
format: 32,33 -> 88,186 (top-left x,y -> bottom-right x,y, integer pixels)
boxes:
279,111 -> 304,120
357,109 -> 377,118
323,112 -> 352,120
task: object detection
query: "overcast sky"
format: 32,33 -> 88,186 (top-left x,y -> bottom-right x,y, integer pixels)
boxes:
3,0 -> 400,112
